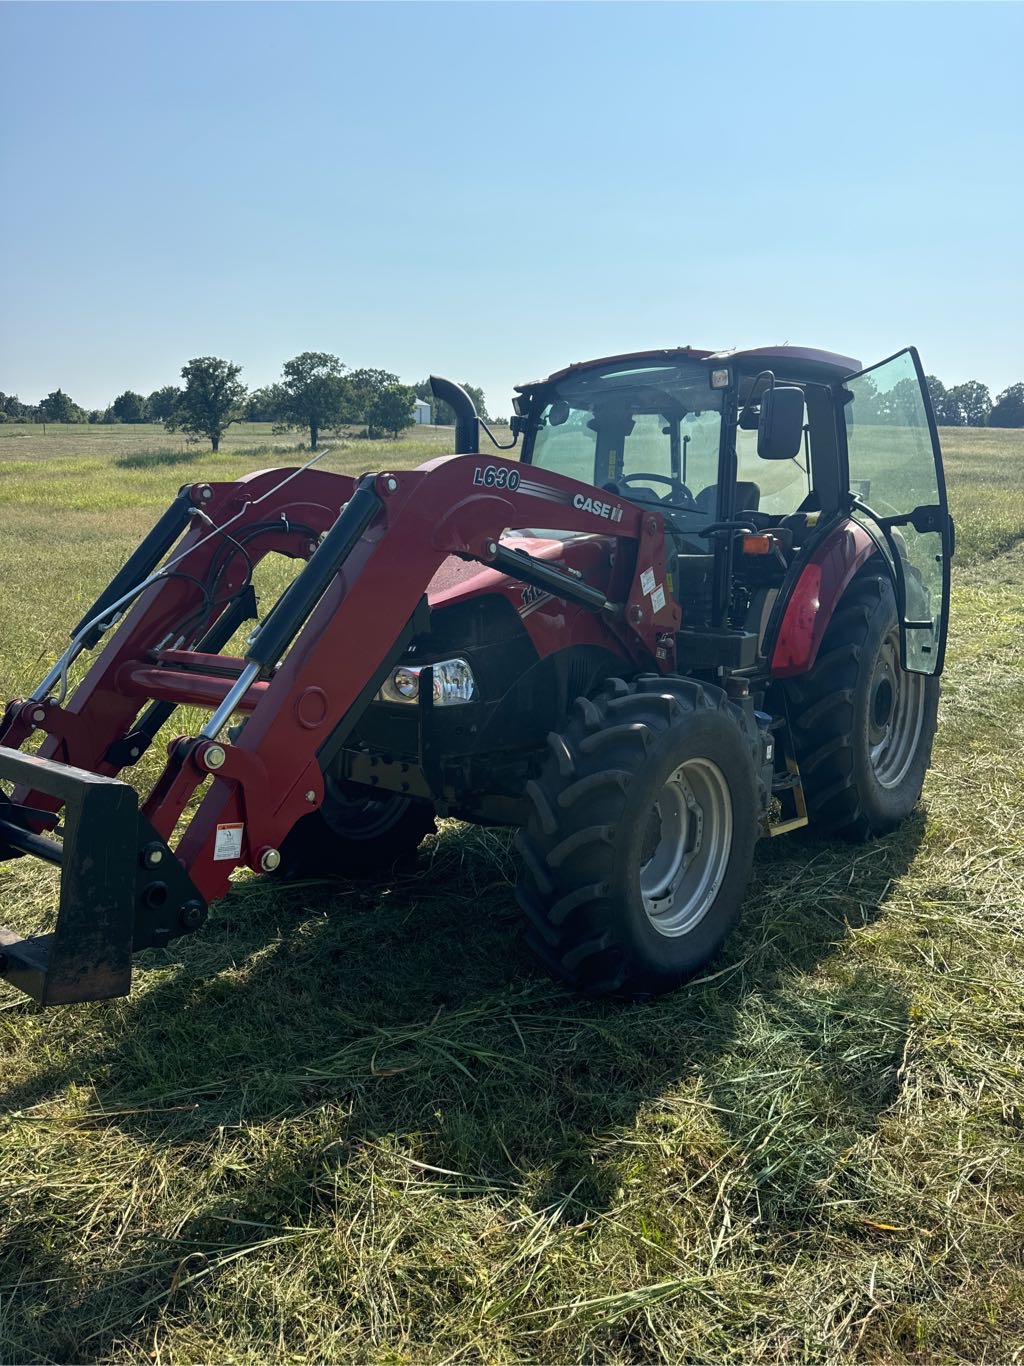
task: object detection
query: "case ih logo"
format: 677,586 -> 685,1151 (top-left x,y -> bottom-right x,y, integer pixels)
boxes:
571,493 -> 624,523
475,468 -> 625,524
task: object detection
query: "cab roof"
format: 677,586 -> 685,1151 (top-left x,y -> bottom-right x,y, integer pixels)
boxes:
708,346 -> 862,384
516,344 -> 861,392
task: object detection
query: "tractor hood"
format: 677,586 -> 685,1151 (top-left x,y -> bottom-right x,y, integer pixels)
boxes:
427,533 -> 604,615
425,532 -> 622,658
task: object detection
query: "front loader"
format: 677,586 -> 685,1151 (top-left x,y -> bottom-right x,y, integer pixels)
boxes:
0,345 -> 953,1005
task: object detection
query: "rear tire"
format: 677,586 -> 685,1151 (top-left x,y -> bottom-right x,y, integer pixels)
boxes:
787,573 -> 939,840
277,777 -> 436,878
516,676 -> 761,998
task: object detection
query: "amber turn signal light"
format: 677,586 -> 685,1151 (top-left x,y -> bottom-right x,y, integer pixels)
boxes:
741,534 -> 774,556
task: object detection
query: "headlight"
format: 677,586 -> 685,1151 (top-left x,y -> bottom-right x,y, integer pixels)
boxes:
391,667 -> 420,699
377,657 -> 476,706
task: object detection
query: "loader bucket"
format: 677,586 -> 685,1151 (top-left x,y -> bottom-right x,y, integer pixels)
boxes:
0,746 -> 205,1005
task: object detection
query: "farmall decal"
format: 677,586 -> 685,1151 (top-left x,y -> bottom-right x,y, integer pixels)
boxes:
519,584 -> 553,618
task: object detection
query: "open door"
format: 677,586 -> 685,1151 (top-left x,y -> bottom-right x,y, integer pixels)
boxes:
839,347 -> 953,674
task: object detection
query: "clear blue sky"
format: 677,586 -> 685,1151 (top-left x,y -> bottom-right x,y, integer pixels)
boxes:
1,1 -> 1021,416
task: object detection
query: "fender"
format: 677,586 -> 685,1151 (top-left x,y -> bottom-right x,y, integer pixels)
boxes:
769,518 -> 883,678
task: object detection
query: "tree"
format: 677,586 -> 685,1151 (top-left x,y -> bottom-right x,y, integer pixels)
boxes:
276,353 -> 349,450
414,379 -> 489,424
0,392 -> 26,423
924,374 -> 970,426
366,384 -> 416,439
39,388 -> 84,423
946,380 -> 991,428
167,357 -> 246,451
147,385 -> 182,423
988,383 -> 1024,428
110,390 -> 148,424
462,382 -> 489,421
872,375 -> 925,426
925,374 -> 947,418
346,368 -> 400,427
245,384 -> 285,423
933,389 -> 965,426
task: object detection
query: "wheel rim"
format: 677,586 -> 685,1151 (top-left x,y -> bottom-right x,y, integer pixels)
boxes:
320,777 -> 414,841
868,628 -> 926,789
639,758 -> 733,937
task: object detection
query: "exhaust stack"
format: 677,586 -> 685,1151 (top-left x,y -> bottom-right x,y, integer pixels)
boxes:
429,376 -> 480,454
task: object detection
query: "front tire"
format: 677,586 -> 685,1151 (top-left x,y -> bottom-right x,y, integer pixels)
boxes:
787,573 -> 939,840
516,676 -> 761,998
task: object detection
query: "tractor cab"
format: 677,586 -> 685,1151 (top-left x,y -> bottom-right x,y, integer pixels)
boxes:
513,344 -> 951,676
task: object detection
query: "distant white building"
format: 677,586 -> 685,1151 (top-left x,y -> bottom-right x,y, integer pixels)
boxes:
413,398 -> 432,425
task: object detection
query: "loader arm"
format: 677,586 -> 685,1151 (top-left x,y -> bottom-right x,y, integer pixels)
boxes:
0,453 -> 678,1004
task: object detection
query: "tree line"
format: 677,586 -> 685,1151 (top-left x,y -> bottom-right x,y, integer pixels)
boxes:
0,354 -> 491,451
924,376 -> 1023,428
6,362 -> 1023,440
846,374 -> 1024,429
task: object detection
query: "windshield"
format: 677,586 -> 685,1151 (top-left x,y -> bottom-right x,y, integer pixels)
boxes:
527,361 -> 724,526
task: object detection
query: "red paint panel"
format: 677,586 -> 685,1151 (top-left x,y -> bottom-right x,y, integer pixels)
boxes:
429,534 -> 633,662
770,518 -> 880,677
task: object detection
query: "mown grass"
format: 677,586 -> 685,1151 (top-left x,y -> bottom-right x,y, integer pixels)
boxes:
0,423 -> 1022,1362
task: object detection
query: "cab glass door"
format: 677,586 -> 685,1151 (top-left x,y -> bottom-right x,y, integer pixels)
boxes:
842,348 -> 951,674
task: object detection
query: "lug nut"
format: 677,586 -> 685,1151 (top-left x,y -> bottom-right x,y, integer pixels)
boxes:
202,744 -> 226,770
180,901 -> 206,929
260,847 -> 281,872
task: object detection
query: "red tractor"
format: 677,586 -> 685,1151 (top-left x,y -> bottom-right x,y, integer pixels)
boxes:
0,345 -> 952,1005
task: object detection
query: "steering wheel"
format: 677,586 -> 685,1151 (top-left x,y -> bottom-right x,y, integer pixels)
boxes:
618,472 -> 698,510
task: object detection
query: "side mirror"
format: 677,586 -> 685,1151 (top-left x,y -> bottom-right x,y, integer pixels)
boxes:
757,385 -> 804,460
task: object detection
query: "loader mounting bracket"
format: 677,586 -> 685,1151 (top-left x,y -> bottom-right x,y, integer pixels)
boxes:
0,746 -> 206,1005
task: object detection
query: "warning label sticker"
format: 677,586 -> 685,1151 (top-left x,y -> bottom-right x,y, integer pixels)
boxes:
214,823 -> 244,861
640,567 -> 656,596
651,585 -> 667,613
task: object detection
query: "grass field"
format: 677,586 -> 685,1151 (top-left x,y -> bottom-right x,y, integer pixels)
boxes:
1,421 -> 1022,1363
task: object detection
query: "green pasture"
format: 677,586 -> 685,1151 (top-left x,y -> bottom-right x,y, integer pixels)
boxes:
0,422 -> 1022,1362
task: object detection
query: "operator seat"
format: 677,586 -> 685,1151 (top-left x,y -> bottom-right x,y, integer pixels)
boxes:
694,481 -> 761,516
667,481 -> 763,620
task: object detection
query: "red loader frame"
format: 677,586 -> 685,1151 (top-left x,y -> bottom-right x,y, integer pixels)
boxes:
0,454 -> 680,1004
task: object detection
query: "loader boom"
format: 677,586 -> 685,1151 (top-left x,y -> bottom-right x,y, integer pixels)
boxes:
0,454 -> 677,1003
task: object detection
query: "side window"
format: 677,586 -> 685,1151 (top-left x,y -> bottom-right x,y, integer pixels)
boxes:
735,394 -> 811,516
844,348 -> 948,674
845,355 -> 938,517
